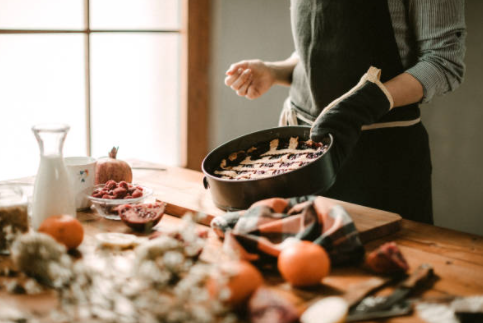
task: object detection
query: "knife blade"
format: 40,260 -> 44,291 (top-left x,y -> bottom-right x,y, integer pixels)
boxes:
346,300 -> 412,322
300,277 -> 391,323
346,263 -> 434,321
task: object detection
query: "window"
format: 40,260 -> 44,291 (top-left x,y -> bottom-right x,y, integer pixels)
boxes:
0,0 -> 209,181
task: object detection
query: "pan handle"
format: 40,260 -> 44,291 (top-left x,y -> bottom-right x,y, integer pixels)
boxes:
203,176 -> 210,189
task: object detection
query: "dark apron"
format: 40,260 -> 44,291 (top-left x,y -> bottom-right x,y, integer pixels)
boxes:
289,0 -> 433,224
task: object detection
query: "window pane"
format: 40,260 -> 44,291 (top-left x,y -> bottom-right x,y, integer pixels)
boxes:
90,0 -> 180,30
90,33 -> 180,166
0,35 -> 87,181
0,0 -> 84,30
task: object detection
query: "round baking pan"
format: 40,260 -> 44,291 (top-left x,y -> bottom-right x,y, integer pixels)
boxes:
202,126 -> 337,211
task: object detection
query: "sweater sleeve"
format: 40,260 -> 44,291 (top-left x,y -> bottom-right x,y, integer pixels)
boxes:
404,0 -> 466,103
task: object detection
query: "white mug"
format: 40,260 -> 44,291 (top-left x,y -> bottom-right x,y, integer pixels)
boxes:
64,157 -> 97,210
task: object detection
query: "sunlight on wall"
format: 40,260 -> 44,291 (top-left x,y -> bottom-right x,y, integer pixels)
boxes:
90,0 -> 180,30
0,35 -> 87,180
0,0 -> 181,181
90,33 -> 180,165
0,0 -> 84,30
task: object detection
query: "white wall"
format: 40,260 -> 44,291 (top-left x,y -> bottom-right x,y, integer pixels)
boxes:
209,0 -> 293,147
420,0 -> 483,236
209,0 -> 483,236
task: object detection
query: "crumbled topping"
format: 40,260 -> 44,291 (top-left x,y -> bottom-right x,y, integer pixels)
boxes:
214,137 -> 328,180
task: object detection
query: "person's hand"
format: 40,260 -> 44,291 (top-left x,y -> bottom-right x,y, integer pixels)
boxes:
224,59 -> 276,100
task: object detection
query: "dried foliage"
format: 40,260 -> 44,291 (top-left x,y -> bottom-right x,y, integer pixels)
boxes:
3,215 -> 237,323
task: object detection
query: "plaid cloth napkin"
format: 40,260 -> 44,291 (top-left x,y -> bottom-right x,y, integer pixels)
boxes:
211,196 -> 365,266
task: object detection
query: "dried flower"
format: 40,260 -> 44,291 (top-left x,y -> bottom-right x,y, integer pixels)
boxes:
6,215 -> 239,323
11,232 -> 72,287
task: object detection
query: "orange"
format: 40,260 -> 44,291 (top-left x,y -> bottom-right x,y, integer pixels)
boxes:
38,215 -> 84,250
208,260 -> 263,307
278,241 -> 330,287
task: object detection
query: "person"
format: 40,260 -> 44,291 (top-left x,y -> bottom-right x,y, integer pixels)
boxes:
224,0 -> 466,224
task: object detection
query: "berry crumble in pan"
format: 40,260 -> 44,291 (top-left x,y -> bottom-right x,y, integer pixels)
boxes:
214,137 -> 329,180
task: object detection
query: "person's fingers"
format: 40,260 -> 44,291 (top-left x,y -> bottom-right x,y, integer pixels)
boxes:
236,81 -> 249,97
237,75 -> 252,96
224,74 -> 236,87
231,69 -> 252,91
226,61 -> 248,75
224,68 -> 244,86
246,85 -> 261,100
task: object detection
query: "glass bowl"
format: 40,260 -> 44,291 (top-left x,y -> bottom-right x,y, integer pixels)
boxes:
87,184 -> 153,220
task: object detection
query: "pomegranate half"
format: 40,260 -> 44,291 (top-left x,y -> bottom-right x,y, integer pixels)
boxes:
118,202 -> 166,232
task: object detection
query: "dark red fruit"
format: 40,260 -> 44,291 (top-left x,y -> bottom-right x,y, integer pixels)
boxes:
105,180 -> 117,190
118,202 -> 166,232
249,287 -> 299,323
131,189 -> 143,198
92,191 -> 103,198
366,242 -> 409,274
118,181 -> 129,189
91,181 -> 144,199
113,187 -> 127,198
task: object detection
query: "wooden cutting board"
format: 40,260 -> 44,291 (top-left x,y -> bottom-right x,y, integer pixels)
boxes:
130,162 -> 401,243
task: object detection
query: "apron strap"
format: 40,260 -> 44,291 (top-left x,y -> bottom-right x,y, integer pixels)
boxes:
362,118 -> 421,130
279,97 -> 421,130
279,97 -> 299,126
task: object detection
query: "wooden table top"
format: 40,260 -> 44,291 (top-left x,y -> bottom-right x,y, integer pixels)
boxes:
1,165 -> 482,323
